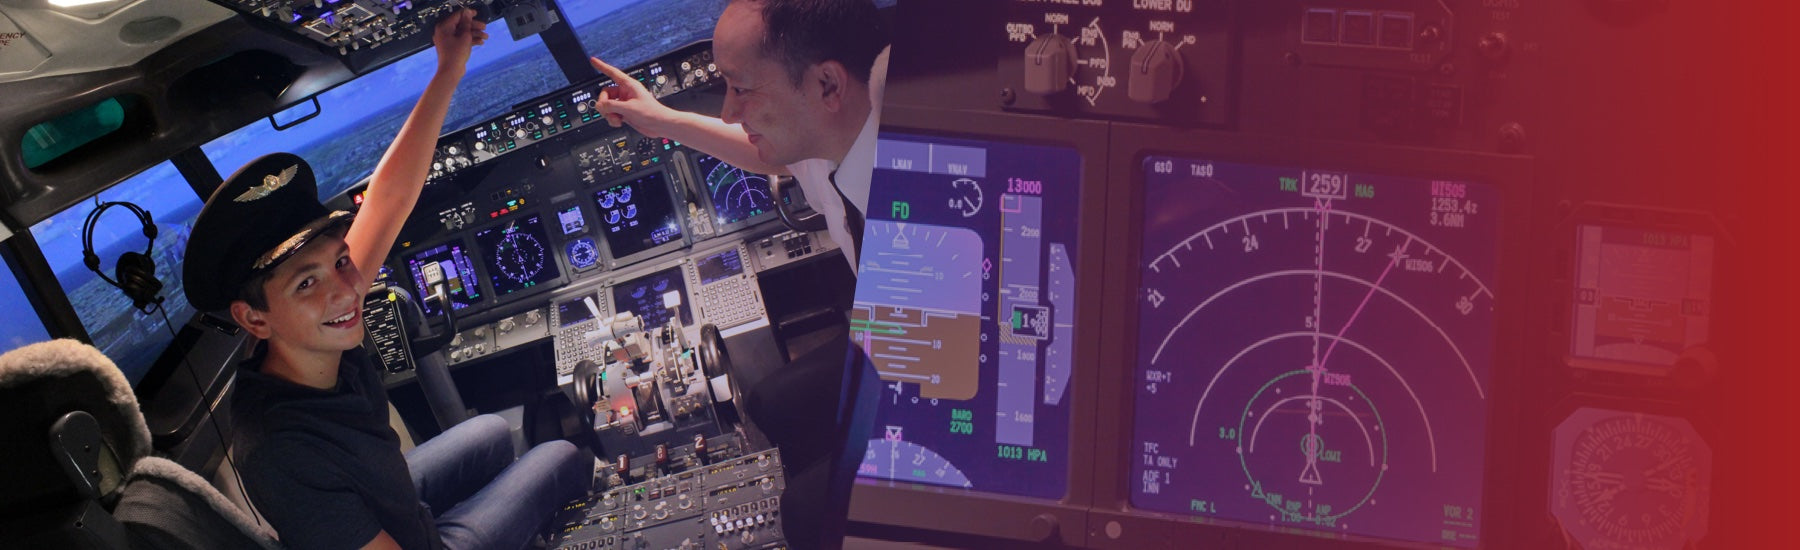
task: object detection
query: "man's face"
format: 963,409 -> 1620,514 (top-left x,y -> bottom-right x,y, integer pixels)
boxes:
714,1 -> 830,167
237,235 -> 365,353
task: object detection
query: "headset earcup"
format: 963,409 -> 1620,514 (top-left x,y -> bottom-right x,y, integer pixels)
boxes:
115,252 -> 164,305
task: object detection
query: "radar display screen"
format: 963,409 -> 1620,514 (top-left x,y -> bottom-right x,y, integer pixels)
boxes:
1570,225 -> 1714,371
473,213 -> 561,297
1129,157 -> 1499,547
407,241 -> 483,316
595,171 -> 683,259
694,153 -> 775,226
611,267 -> 693,329
851,133 -> 1081,499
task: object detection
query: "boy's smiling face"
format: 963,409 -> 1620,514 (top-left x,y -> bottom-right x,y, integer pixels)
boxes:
231,233 -> 366,354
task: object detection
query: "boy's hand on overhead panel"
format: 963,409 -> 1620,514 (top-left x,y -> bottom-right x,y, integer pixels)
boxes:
434,8 -> 488,75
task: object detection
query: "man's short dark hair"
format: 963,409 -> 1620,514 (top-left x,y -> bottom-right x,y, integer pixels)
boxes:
736,0 -> 890,87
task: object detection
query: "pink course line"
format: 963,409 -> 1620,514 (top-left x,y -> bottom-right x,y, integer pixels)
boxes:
1317,238 -> 1411,370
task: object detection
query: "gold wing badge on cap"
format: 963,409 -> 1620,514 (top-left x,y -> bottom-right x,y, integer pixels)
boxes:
234,164 -> 299,202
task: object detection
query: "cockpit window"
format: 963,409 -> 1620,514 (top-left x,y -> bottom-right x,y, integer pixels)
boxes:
562,0 -> 894,75
563,0 -> 726,70
0,249 -> 53,354
28,162 -> 198,384
202,17 -> 568,202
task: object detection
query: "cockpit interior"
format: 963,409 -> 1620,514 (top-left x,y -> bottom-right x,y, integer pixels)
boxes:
0,0 -> 1791,549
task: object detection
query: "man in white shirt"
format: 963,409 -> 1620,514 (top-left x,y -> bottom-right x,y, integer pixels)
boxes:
586,2 -> 889,546
588,0 -> 888,272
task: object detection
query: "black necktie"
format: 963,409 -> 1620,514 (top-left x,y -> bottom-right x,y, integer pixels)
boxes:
829,170 -> 864,258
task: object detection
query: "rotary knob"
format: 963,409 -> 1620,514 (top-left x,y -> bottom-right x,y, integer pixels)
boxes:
541,115 -> 555,126
1127,39 -> 1183,104
497,319 -> 516,333
576,101 -> 590,113
524,310 -> 543,326
1022,34 -> 1076,95
513,128 -> 529,140
445,145 -> 462,156
473,141 -> 488,151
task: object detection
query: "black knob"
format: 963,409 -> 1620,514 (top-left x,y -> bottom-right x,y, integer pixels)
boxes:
1029,513 -> 1060,541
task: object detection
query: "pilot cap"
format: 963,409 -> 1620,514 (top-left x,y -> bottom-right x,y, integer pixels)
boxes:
182,153 -> 354,312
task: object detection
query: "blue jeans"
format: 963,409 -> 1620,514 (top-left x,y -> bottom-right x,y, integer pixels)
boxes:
405,414 -> 588,550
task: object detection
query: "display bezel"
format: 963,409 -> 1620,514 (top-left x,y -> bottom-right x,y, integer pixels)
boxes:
591,167 -> 690,268
843,105 -> 1109,546
470,210 -> 566,304
688,151 -> 783,235
402,236 -> 490,316
607,263 -> 695,329
1549,203 -> 1727,383
1085,122 -> 1533,550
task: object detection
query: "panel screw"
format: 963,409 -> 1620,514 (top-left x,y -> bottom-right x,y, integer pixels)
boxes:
999,87 -> 1017,106
1478,32 -> 1511,63
1499,123 -> 1527,153
1418,25 -> 1443,45
1283,51 -> 1302,66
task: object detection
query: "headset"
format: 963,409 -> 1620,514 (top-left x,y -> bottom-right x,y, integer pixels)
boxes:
80,200 -> 164,313
77,197 -> 263,525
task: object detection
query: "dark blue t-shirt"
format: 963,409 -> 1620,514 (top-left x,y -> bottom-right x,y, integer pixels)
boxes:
231,346 -> 442,550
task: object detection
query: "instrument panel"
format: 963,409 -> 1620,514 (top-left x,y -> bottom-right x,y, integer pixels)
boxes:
425,42 -> 722,185
342,42 -> 834,375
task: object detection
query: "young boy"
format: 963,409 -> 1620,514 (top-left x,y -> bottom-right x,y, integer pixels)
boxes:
181,10 -> 585,549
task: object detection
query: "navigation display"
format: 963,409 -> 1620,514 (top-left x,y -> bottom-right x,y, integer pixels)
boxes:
694,153 -> 776,227
595,171 -> 682,259
1129,157 -> 1499,547
407,241 -> 483,316
1570,225 -> 1713,371
851,133 -> 1081,500
611,267 -> 693,329
473,213 -> 561,297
